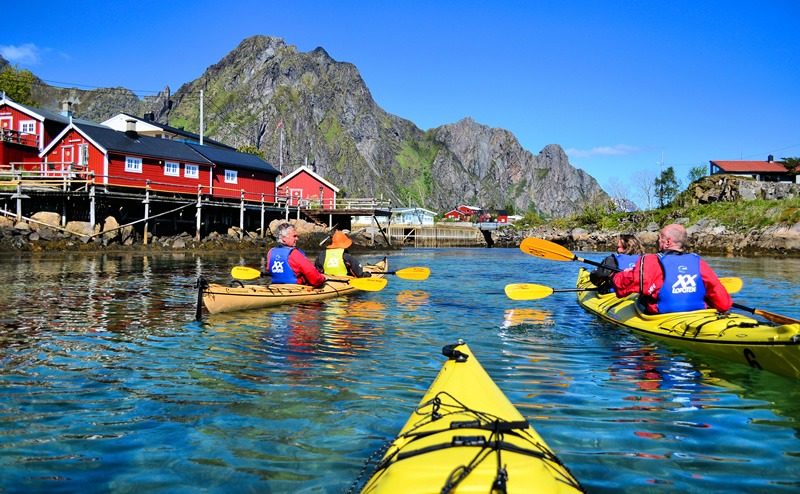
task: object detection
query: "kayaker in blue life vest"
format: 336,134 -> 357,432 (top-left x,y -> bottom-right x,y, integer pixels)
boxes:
589,234 -> 646,293
267,222 -> 328,286
610,224 -> 732,314
315,231 -> 370,277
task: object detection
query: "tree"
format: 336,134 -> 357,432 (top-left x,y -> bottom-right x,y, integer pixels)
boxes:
605,176 -> 633,212
654,166 -> 681,208
631,169 -> 657,210
781,157 -> 800,177
0,64 -> 37,106
237,145 -> 266,160
687,165 -> 707,185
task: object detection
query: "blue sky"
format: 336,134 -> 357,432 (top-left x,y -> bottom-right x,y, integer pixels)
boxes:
3,1 -> 799,204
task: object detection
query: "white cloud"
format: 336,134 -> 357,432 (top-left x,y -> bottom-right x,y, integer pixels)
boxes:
565,144 -> 641,158
0,43 -> 41,65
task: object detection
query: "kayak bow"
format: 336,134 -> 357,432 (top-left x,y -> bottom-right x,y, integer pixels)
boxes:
358,341 -> 584,493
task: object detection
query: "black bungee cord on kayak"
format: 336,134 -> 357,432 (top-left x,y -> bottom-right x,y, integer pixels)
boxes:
358,391 -> 577,493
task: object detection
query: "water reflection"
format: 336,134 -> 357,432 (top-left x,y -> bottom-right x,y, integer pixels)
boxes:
0,251 -> 799,493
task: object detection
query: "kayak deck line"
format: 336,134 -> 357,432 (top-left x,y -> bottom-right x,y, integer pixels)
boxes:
575,268 -> 800,379
357,341 -> 585,493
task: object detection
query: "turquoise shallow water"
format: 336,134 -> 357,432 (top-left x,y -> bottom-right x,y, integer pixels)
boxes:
0,248 -> 799,493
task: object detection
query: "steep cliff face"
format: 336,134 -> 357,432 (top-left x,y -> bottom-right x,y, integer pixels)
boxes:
430,118 -> 605,217
19,35 -> 607,217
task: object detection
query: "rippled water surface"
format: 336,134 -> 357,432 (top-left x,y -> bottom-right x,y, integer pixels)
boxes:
1,248 -> 799,493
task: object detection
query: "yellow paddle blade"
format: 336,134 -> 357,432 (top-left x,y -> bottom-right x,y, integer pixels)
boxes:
504,283 -> 555,301
394,267 -> 430,280
349,277 -> 388,292
519,237 -> 576,262
719,277 -> 742,294
231,266 -> 263,280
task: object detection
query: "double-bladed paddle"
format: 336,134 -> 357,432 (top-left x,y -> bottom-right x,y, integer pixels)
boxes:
505,278 -> 743,301
515,238 -> 800,324
229,265 -> 388,291
518,237 -> 744,293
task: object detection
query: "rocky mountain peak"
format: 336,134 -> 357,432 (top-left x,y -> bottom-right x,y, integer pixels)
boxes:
14,34 -> 606,218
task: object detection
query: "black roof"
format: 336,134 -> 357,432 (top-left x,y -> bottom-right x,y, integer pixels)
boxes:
187,143 -> 281,175
117,113 -> 235,150
75,124 -> 213,164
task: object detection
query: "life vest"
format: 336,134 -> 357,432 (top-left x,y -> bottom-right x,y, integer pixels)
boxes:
268,246 -> 298,284
322,248 -> 348,276
656,253 -> 706,313
614,253 -> 640,271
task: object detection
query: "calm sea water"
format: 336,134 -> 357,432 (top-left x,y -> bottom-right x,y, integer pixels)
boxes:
0,248 -> 798,493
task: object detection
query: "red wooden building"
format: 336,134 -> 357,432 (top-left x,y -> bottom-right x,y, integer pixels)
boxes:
40,121 -> 281,201
710,156 -> 795,182
0,96 -> 86,169
277,165 -> 339,209
444,205 -> 482,221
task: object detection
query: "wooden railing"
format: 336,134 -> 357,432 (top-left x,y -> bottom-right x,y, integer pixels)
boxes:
0,165 -> 391,213
1,129 -> 39,148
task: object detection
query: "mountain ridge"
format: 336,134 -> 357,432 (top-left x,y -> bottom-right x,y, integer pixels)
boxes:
14,35 -> 608,217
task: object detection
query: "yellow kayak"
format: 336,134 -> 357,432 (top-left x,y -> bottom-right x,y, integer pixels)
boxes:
575,268 -> 800,380
199,259 -> 387,315
359,341 -> 584,493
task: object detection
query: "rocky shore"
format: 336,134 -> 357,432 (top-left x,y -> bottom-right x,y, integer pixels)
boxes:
3,210 -> 799,257
492,220 -> 800,257
0,214 -> 393,254
3,172 -> 800,257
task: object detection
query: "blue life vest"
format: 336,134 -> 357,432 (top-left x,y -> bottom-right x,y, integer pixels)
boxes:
268,246 -> 298,284
614,253 -> 640,271
656,253 -> 706,313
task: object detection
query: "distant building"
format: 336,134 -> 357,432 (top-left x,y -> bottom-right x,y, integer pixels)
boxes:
710,156 -> 794,182
444,205 -> 482,221
390,207 -> 437,225
277,165 -> 339,209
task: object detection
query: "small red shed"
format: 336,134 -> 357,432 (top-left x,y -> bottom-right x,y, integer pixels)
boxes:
277,165 -> 339,209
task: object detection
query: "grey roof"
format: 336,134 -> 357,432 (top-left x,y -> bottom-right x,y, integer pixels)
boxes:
17,102 -> 105,128
187,143 -> 281,175
75,124 -> 213,164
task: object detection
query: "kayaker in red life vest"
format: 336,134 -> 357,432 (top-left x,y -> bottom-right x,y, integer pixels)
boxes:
315,231 -> 371,277
267,223 -> 328,287
610,224 -> 732,314
589,233 -> 646,293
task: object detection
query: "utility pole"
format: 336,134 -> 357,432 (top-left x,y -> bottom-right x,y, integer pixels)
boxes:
199,89 -> 204,146
275,119 -> 285,172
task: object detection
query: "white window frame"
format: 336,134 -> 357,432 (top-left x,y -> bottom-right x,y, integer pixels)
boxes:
125,156 -> 143,173
184,164 -> 199,179
224,169 -> 238,184
164,161 -> 180,177
20,120 -> 35,134
78,144 -> 89,167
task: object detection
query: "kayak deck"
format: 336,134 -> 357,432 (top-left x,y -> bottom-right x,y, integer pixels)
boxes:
575,268 -> 800,379
199,259 -> 387,315
359,342 -> 584,493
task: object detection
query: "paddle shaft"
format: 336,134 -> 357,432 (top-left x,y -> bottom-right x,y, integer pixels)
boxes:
732,303 -> 800,325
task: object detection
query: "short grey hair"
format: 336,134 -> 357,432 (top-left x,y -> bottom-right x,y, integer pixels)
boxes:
274,222 -> 296,246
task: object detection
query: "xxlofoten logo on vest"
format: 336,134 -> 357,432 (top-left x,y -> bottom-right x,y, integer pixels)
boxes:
271,260 -> 285,273
671,265 -> 698,294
